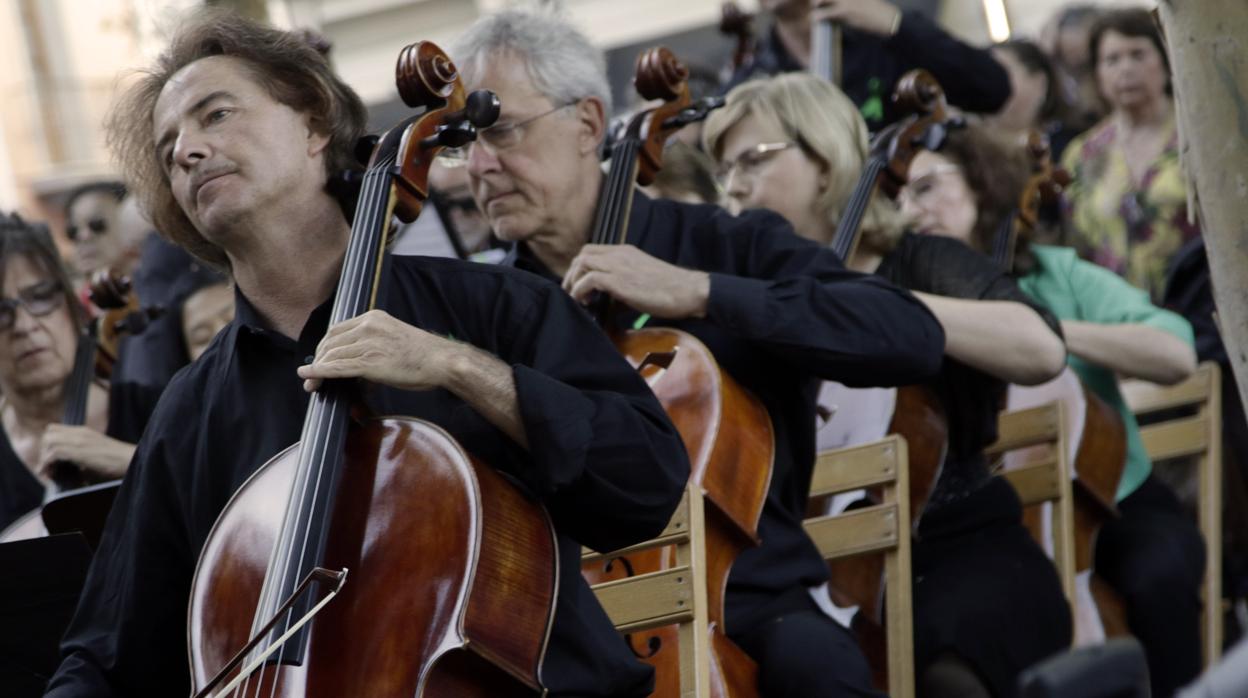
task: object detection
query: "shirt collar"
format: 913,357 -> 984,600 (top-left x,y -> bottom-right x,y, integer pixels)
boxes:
226,285 -> 335,352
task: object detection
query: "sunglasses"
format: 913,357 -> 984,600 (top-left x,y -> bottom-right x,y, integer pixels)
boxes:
66,218 -> 109,243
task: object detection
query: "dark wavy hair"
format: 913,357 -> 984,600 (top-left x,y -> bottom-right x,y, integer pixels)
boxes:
1089,8 -> 1170,78
106,8 -> 368,270
936,126 -> 1037,276
0,212 -> 85,329
995,39 -> 1062,125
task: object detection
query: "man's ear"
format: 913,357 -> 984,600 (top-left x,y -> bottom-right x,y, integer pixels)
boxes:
305,117 -> 331,158
574,97 -> 608,157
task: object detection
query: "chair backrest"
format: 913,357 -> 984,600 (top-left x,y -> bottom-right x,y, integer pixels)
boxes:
1120,361 -> 1223,667
805,435 -> 914,698
988,400 -> 1077,603
582,485 -> 711,698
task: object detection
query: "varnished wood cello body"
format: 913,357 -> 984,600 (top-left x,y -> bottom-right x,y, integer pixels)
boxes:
188,43 -> 558,698
993,132 -> 1130,643
579,48 -> 773,698
813,71 -> 964,689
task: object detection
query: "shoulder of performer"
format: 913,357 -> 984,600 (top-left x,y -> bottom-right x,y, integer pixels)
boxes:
636,195 -> 824,274
385,254 -> 566,315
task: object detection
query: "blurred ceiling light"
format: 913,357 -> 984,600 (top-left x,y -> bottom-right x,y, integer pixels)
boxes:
983,0 -> 1012,42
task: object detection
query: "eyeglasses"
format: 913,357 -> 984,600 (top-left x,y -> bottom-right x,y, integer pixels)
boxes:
66,218 -> 108,243
715,142 -> 795,187
438,102 -> 577,166
899,164 -> 963,208
0,280 -> 65,331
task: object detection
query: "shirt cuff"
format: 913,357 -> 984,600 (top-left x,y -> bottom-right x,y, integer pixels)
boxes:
706,272 -> 770,338
511,364 -> 595,498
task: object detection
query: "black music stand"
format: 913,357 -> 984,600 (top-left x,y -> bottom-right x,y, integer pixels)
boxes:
42,480 -> 121,551
0,533 -> 93,697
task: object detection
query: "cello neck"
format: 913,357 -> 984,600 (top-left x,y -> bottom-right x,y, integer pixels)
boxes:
829,153 -> 886,263
251,148 -> 397,663
48,333 -> 98,493
991,211 -> 1019,270
589,136 -> 643,248
61,333 -> 96,427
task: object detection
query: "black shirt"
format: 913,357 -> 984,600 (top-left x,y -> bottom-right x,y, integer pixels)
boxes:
0,430 -> 44,531
107,235 -> 224,443
46,255 -> 690,698
505,193 -> 945,634
722,11 -> 1011,132
875,233 -> 1063,511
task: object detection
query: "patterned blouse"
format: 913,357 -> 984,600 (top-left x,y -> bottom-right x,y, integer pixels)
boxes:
1061,116 -> 1201,300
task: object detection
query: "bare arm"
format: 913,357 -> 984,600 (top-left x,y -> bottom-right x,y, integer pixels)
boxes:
1062,320 -> 1196,385
441,343 -> 529,449
39,425 -> 136,480
914,292 -> 1066,385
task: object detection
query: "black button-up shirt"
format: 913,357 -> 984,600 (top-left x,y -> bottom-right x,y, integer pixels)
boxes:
46,254 -> 690,697
505,193 -> 945,634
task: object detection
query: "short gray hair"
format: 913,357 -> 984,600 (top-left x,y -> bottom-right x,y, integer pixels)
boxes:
451,8 -> 613,117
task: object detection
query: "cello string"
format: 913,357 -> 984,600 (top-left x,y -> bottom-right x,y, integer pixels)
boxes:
247,153 -> 396,698
833,156 -> 884,261
605,139 -> 638,246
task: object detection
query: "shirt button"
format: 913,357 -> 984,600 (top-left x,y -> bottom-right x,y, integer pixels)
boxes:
304,355 -> 315,365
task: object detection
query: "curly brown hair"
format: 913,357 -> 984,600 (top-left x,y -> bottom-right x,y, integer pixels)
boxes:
937,125 -> 1036,274
106,8 -> 368,270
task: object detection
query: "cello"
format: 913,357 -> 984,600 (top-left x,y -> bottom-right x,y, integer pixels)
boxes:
579,47 -> 774,698
818,70 -> 960,528
188,42 -> 558,697
994,132 -> 1130,644
813,70 -> 963,689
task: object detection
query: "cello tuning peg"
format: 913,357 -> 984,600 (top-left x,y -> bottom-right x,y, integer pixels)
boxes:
464,90 -> 500,129
435,122 -> 477,149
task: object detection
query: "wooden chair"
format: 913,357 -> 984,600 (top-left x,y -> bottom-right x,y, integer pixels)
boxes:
805,434 -> 915,698
987,400 -> 1078,604
583,485 -> 711,698
1120,361 -> 1223,666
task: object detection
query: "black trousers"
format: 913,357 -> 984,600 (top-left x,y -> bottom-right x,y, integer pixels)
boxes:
1095,474 -> 1206,697
730,585 -> 884,698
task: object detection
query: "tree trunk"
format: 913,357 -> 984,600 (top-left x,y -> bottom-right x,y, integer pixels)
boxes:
1157,1 -> 1248,413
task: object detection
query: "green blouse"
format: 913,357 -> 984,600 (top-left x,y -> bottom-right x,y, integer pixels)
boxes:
1018,244 -> 1194,501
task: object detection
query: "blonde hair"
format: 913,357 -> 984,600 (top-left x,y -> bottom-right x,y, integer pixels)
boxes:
702,72 -> 907,252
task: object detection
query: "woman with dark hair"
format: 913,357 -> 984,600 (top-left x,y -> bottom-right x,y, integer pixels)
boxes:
901,122 -> 1206,697
0,214 -> 136,531
706,72 -> 1071,698
1061,7 -> 1197,301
